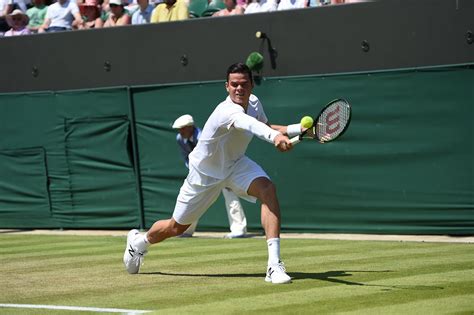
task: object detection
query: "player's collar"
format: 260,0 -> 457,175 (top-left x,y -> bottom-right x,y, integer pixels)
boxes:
226,96 -> 249,113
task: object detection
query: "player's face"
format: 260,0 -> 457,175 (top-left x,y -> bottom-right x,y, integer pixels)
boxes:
226,72 -> 253,106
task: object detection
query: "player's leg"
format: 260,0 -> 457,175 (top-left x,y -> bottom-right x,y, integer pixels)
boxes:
124,169 -> 223,274
247,177 -> 280,240
147,218 -> 192,243
180,220 -> 198,237
123,219 -> 190,274
247,177 -> 291,284
228,157 -> 291,284
222,188 -> 247,238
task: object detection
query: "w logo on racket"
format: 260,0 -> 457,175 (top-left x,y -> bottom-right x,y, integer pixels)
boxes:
289,99 -> 351,145
325,105 -> 340,134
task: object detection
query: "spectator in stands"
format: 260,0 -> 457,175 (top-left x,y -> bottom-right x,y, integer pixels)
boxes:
38,0 -> 84,32
277,0 -> 306,11
26,0 -> 48,33
307,0 -> 324,6
236,0 -> 245,9
212,0 -> 243,16
131,0 -> 153,24
77,0 -> 103,29
244,0 -> 276,14
0,0 -> 14,34
150,0 -> 187,23
103,0 -> 130,27
15,0 -> 32,12
4,9 -> 31,36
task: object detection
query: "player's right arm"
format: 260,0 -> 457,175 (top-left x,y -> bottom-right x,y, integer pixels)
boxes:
230,111 -> 280,144
230,112 -> 292,152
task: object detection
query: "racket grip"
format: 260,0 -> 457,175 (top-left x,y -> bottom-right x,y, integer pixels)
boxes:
290,136 -> 301,145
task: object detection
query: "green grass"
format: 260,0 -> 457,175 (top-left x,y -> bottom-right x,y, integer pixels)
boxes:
1,234 -> 473,314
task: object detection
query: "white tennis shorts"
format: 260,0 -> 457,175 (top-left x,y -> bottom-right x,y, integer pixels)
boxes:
173,156 -> 269,225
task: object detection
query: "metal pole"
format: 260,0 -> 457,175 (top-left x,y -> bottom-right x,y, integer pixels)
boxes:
127,87 -> 146,230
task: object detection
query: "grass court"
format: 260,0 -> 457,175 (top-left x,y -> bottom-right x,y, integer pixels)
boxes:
1,234 -> 473,314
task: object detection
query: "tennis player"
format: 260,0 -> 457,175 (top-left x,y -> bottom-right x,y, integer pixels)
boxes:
171,113 -> 248,238
124,63 -> 302,284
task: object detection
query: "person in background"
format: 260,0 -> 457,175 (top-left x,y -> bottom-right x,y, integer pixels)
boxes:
212,0 -> 243,16
38,0 -> 84,32
131,0 -> 153,24
77,0 -> 103,29
244,0 -> 276,14
103,0 -> 130,26
26,0 -> 48,33
150,0 -> 187,23
0,0 -> 14,34
277,0 -> 306,11
172,114 -> 248,238
4,9 -> 31,36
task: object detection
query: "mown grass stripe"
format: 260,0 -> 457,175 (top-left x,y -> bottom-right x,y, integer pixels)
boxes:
2,235 -> 472,314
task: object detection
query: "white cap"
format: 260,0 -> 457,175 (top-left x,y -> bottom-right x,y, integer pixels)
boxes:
109,0 -> 124,5
172,114 -> 194,129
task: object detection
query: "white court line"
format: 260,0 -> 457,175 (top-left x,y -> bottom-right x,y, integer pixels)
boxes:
0,304 -> 151,314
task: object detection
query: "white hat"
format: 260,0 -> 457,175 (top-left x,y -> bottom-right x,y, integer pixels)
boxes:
172,114 -> 194,129
109,0 -> 124,6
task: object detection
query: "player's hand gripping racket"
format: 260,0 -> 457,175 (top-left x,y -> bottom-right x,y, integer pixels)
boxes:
291,99 -> 352,145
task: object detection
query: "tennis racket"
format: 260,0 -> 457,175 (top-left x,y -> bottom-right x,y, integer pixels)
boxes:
290,99 -> 351,145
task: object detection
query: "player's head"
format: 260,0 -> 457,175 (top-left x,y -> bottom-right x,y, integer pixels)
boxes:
226,63 -> 253,85
225,63 -> 253,106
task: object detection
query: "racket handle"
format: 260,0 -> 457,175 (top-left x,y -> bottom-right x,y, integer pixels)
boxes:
290,136 -> 301,145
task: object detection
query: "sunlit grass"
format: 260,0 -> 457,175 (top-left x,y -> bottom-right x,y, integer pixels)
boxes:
1,234 -> 473,314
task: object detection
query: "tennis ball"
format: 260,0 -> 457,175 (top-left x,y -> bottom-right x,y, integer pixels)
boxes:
300,116 -> 314,129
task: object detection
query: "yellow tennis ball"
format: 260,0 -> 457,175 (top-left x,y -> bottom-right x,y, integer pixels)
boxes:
300,116 -> 314,128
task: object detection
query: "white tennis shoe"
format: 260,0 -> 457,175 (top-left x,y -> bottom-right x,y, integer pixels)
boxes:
123,229 -> 147,274
265,261 -> 292,284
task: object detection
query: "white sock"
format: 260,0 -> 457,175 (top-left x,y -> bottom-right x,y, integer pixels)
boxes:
267,238 -> 281,266
133,232 -> 150,253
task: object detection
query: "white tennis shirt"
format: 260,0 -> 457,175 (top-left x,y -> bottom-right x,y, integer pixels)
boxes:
188,94 -> 280,180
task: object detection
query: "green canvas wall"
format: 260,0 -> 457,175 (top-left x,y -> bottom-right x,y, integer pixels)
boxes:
0,65 -> 472,234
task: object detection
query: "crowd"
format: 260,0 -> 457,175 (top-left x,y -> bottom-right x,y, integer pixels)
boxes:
0,0 -> 365,36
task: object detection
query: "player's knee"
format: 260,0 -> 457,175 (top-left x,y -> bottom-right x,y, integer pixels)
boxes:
259,180 -> 277,202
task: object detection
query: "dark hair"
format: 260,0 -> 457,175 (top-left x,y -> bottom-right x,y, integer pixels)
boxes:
226,63 -> 253,85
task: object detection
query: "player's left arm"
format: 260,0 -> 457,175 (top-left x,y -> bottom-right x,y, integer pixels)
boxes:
268,123 -> 304,138
269,124 -> 287,135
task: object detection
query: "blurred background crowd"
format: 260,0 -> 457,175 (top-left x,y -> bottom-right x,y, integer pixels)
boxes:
0,0 -> 367,36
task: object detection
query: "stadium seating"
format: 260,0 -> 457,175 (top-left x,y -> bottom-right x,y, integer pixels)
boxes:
189,0 -> 209,18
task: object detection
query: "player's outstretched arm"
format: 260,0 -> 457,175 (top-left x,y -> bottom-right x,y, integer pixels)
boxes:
270,123 -> 306,138
269,124 -> 288,135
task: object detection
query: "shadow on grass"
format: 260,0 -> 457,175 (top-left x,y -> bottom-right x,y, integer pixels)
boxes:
0,229 -> 33,234
142,270 -> 443,290
292,270 -> 444,291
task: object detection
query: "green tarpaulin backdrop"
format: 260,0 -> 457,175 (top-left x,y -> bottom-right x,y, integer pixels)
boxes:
0,66 -> 472,234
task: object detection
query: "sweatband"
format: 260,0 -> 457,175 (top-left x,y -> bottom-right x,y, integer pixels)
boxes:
286,123 -> 301,137
232,112 -> 281,144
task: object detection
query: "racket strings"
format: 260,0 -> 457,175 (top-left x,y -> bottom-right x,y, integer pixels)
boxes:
316,100 -> 350,141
